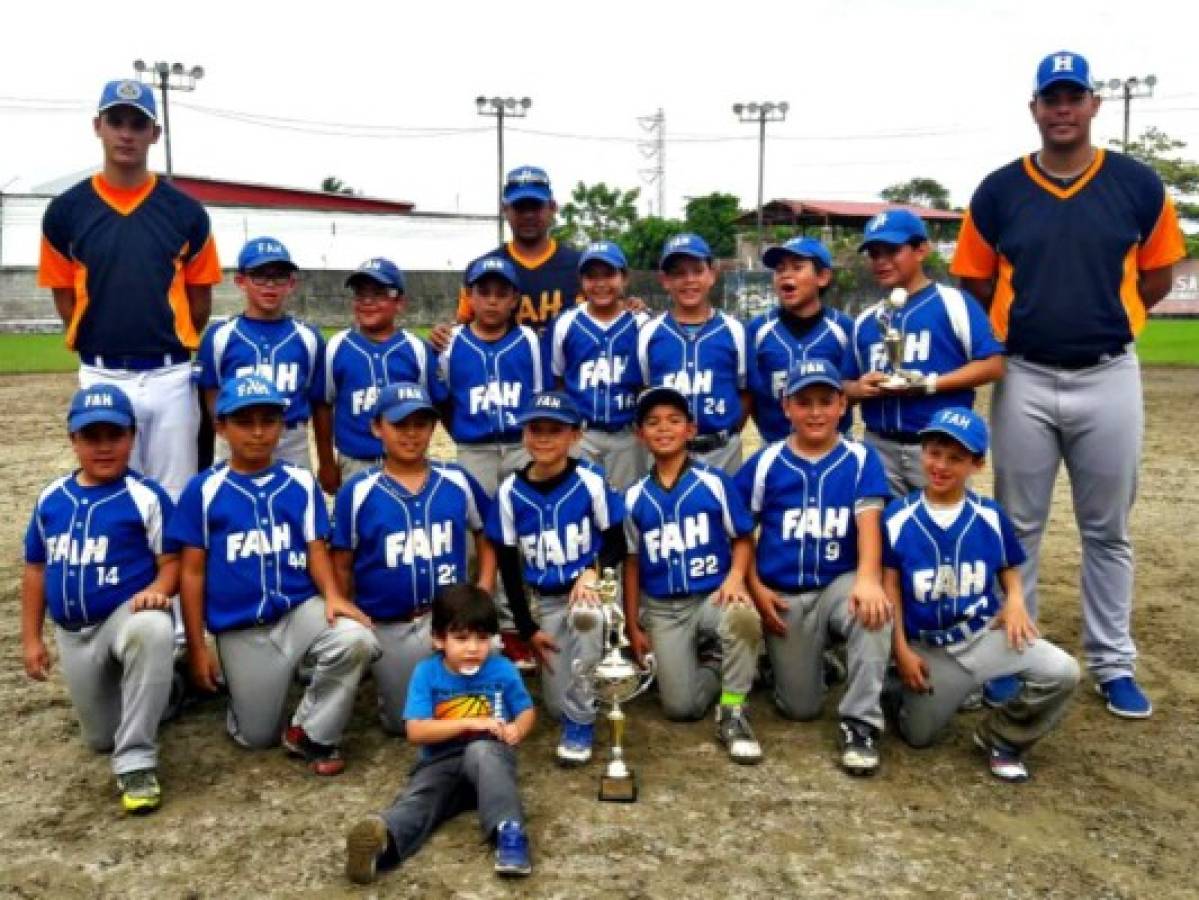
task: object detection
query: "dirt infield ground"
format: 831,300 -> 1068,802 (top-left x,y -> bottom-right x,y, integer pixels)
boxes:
1,370 -> 1195,899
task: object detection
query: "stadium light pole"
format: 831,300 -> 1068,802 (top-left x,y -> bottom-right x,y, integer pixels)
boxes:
133,60 -> 205,179
1096,74 -> 1157,151
476,96 -> 532,243
733,101 -> 789,254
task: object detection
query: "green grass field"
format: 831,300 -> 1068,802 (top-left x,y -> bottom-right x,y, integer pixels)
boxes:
0,320 -> 1194,375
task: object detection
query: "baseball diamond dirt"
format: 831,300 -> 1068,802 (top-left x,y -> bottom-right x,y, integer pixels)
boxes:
1,370 -> 1195,899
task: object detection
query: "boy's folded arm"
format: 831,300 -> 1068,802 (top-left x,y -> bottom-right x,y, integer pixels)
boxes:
405,716 -> 497,745
496,545 -> 539,640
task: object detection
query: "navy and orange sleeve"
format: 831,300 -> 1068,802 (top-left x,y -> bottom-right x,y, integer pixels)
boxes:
950,184 -> 999,279
455,284 -> 474,324
183,209 -> 222,285
1139,195 -> 1186,270
37,200 -> 76,289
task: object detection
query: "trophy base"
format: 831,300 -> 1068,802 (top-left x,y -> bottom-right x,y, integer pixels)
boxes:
881,375 -> 918,390
598,771 -> 638,803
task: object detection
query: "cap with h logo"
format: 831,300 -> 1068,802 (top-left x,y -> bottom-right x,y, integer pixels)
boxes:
1035,51 -> 1093,95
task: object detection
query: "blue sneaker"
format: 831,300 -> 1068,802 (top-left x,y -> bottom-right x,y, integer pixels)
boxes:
982,675 -> 1022,708
556,718 -> 595,766
1096,677 -> 1153,719
494,821 -> 531,876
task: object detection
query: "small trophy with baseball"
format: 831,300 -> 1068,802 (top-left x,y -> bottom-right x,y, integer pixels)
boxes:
571,567 -> 656,802
875,287 -> 928,391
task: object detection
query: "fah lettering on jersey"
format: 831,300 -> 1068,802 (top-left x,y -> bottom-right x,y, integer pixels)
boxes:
869,330 -> 931,369
519,290 -> 564,326
912,560 -> 987,602
470,381 -> 522,416
226,523 -> 297,561
662,369 -> 713,395
643,513 -> 709,565
385,524 -> 453,568
234,362 -> 301,394
579,357 -> 627,388
351,385 -> 380,417
781,507 -> 850,541
519,519 -> 592,567
46,534 -> 109,565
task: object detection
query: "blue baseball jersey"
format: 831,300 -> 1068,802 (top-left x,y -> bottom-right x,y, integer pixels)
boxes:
24,471 -> 174,629
637,311 -> 747,436
317,328 -> 442,461
843,283 -> 1003,434
196,315 -> 324,425
331,463 -> 490,620
736,438 -> 889,592
439,324 -> 545,444
548,307 -> 648,430
882,491 -> 1027,647
404,653 -> 533,760
167,462 -> 329,633
747,306 -> 854,442
624,462 -> 754,599
486,463 -> 623,593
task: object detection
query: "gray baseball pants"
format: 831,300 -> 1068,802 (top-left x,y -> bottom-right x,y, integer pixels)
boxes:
371,616 -> 433,735
215,597 -> 379,748
897,628 -> 1080,752
337,453 -> 379,483
992,351 -> 1142,682
54,602 -> 175,775
767,573 -> 893,731
578,426 -> 645,491
863,430 -> 925,499
534,594 -> 602,725
640,593 -> 762,720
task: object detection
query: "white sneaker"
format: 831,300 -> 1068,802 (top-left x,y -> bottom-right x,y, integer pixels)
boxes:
715,704 -> 762,765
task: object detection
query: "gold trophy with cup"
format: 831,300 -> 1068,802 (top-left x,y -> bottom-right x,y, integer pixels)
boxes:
875,287 -> 928,390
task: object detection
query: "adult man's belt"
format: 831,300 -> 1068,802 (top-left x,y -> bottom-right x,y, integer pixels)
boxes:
81,351 -> 190,371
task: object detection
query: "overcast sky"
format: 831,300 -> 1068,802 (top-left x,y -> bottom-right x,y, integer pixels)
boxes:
2,0 -> 1195,219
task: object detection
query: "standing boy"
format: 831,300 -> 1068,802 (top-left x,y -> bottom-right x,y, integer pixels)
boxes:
195,237 -> 324,469
170,375 -> 378,775
21,385 -> 178,813
637,234 -> 749,472
623,386 -> 764,763
737,360 -> 893,775
331,382 -> 495,735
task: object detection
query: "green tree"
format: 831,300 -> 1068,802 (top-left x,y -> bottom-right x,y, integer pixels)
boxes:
320,176 -> 355,195
1116,127 -> 1199,225
617,216 -> 686,270
552,181 -> 641,247
683,192 -> 741,258
880,177 -> 952,210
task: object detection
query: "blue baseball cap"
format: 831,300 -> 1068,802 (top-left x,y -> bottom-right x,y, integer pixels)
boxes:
635,385 -> 694,425
762,236 -> 833,271
579,241 -> 629,272
920,407 -> 989,455
1035,51 -> 1093,95
346,257 -> 405,292
67,384 -> 135,433
215,374 -> 288,417
503,166 -> 553,205
515,391 -> 583,427
858,209 -> 929,251
374,382 -> 436,423
97,79 -> 157,122
784,359 -> 844,396
465,256 -> 521,291
659,233 -> 713,269
237,237 -> 297,273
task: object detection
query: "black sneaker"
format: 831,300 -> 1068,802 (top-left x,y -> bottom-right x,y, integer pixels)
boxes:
838,718 -> 881,776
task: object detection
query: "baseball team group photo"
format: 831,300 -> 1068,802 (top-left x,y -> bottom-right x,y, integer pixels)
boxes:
2,6 -> 1197,897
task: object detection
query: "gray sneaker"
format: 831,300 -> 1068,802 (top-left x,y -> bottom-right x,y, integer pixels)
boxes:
117,768 -> 161,815
838,718 -> 881,776
716,704 -> 762,764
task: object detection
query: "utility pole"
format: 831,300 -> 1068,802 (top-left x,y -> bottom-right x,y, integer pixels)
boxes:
1097,74 -> 1157,150
475,96 -> 532,243
733,101 -> 789,254
637,109 -> 665,217
133,60 -> 204,178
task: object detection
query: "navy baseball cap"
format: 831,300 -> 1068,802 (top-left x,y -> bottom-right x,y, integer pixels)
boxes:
516,391 -> 583,427
237,237 -> 297,273
579,241 -> 629,272
858,209 -> 929,251
635,385 -> 694,425
762,236 -> 833,271
659,233 -> 713,269
465,256 -> 521,291
67,384 -> 135,433
920,407 -> 989,455
346,257 -> 405,292
97,79 -> 157,122
375,382 -> 436,423
215,374 -> 288,417
1035,51 -> 1093,95
503,166 -> 553,205
784,359 -> 844,396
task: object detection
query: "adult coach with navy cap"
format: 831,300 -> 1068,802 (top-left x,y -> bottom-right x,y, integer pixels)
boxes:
952,51 -> 1185,719
38,78 -> 221,500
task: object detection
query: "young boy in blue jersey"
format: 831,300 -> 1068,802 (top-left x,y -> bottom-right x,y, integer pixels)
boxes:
737,360 -> 893,775
623,386 -> 764,763
196,237 -> 325,470
170,374 -> 379,776
548,241 -> 648,490
843,210 -> 1004,498
331,382 -> 495,735
637,234 -> 749,473
748,237 -> 854,443
485,391 -> 626,765
345,584 -> 535,883
883,407 -> 1080,782
22,384 -> 178,814
315,257 -> 442,494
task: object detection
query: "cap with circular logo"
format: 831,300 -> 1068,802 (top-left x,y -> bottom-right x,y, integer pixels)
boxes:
97,79 -> 158,122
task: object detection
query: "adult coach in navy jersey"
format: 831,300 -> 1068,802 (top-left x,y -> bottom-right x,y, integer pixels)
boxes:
38,79 -> 221,500
951,51 -> 1185,719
